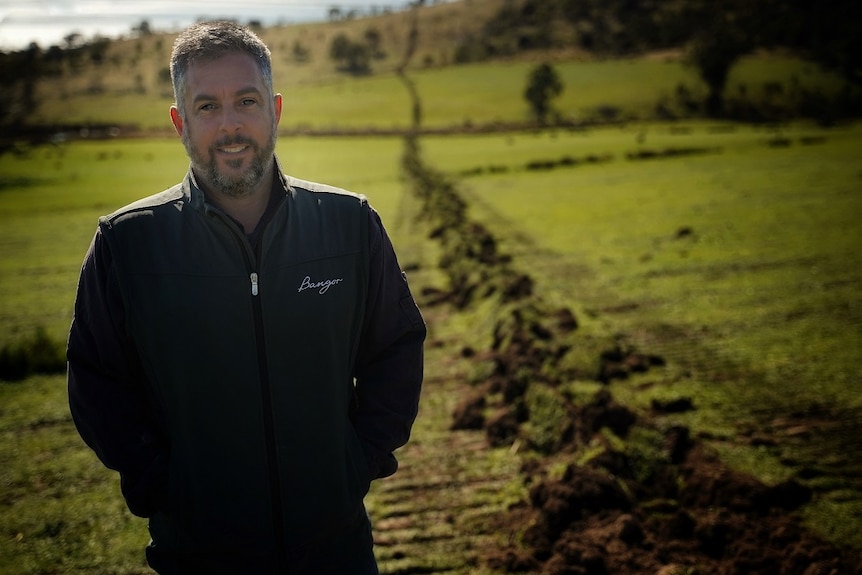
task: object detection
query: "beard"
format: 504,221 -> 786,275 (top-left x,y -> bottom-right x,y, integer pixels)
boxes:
183,121 -> 277,199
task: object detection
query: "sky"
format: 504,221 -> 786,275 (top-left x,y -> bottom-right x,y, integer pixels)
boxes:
0,0 -> 412,51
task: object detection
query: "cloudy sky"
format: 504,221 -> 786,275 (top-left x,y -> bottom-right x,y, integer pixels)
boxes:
0,0 -> 411,50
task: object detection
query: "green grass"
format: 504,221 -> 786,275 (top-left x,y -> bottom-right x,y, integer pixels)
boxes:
2,121 -> 861,571
421,121 -> 862,548
0,136 -> 411,574
0,136 -> 408,351
0,377 -> 151,574
424,122 -> 862,402
5,9 -> 862,567
0,140 -> 188,349
32,51 -> 847,131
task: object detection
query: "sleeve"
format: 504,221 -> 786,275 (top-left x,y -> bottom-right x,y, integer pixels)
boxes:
66,226 -> 168,518
352,207 -> 426,480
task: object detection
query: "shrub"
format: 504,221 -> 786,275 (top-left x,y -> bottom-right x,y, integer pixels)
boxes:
0,327 -> 66,381
329,33 -> 372,76
524,62 -> 564,125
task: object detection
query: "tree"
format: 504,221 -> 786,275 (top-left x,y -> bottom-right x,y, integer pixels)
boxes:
329,33 -> 371,76
88,37 -> 111,66
364,27 -> 385,59
132,19 -> 152,37
790,0 -> 862,86
524,62 -> 564,125
63,32 -> 83,50
675,0 -> 763,117
0,44 -> 42,153
329,33 -> 351,61
687,25 -> 749,117
292,41 -> 310,63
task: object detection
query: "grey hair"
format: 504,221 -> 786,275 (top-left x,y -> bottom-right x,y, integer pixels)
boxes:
170,21 -> 274,120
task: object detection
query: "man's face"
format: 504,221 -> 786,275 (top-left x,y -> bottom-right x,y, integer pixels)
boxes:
171,52 -> 282,198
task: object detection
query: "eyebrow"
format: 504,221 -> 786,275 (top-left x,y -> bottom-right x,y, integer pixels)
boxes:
192,86 -> 264,106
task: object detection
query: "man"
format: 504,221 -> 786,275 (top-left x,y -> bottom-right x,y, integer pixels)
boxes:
67,21 -> 425,574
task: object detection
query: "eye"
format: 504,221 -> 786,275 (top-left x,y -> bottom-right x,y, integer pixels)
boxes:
240,98 -> 257,107
199,103 -> 216,112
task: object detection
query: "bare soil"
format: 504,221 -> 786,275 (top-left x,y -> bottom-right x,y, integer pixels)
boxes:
482,387 -> 862,575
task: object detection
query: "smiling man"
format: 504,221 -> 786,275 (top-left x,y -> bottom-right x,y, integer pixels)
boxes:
170,49 -> 280,228
66,21 -> 426,575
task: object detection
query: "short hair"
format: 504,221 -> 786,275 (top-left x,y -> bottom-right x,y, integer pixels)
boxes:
170,21 -> 274,119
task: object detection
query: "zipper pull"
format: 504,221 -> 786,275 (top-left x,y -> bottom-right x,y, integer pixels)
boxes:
250,272 -> 259,296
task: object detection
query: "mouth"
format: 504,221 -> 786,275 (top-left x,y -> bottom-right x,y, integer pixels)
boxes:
219,144 -> 249,154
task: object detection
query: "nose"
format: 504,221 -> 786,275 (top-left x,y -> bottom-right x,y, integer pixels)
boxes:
219,106 -> 242,133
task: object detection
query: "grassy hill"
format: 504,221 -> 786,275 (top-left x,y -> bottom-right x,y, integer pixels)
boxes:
29,0 -> 510,130
23,0 -> 851,133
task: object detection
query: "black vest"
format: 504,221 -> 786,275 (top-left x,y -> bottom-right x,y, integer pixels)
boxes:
102,170 -> 371,567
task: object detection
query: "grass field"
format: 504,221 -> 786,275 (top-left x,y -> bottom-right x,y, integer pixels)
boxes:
420,120 -> 862,548
4,11 -> 862,564
32,50 -> 847,132
1,118 -> 860,572
0,134 -> 412,574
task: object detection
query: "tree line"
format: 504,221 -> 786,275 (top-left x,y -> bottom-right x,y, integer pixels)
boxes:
456,0 -> 861,117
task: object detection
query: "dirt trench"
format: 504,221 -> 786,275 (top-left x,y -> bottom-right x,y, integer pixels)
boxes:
369,129 -> 862,574
378,17 -> 862,569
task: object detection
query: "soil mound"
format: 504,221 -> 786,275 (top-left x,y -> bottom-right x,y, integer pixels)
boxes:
488,443 -> 861,574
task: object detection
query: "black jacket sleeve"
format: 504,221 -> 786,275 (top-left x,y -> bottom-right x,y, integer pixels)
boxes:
66,227 -> 168,518
352,207 -> 426,480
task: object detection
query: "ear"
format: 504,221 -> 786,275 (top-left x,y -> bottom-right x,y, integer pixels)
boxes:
273,94 -> 283,126
170,106 -> 184,137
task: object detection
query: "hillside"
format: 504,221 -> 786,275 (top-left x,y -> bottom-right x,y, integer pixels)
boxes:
19,0 -> 511,129
2,0 -> 856,138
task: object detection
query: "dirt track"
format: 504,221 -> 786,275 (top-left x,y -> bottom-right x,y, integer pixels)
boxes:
368,361 -> 522,574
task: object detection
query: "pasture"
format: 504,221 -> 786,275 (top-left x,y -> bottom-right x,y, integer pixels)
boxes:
1,119 -> 861,573
31,52 -> 846,132
417,121 -> 862,548
0,134 -> 431,573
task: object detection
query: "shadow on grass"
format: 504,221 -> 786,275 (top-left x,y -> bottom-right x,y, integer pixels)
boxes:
0,176 -> 57,194
0,327 -> 66,382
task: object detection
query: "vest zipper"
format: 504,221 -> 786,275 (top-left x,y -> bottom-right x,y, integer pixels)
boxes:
246,242 -> 289,573
212,209 -> 288,571
248,269 -> 288,572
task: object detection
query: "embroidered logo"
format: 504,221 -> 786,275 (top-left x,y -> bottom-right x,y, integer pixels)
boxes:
298,275 -> 344,295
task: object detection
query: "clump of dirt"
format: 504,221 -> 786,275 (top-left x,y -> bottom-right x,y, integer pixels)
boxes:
450,300 -> 586,440
488,441 -> 861,574
597,342 -> 666,383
